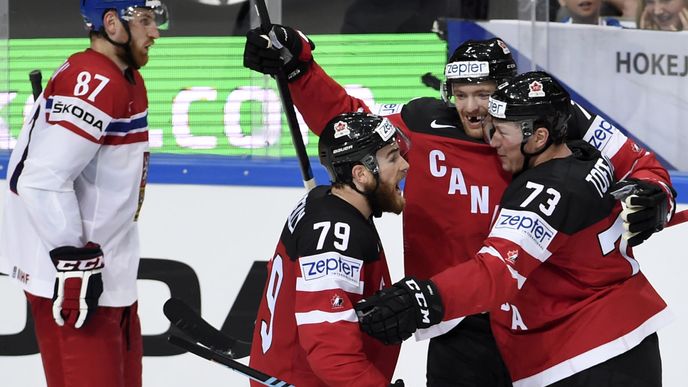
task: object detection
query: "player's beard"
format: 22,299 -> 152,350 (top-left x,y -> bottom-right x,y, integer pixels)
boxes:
371,179 -> 405,215
115,42 -> 148,70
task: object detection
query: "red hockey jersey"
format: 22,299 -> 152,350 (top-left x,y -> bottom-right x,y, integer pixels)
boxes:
431,142 -> 671,386
249,186 -> 400,387
288,62 -> 673,338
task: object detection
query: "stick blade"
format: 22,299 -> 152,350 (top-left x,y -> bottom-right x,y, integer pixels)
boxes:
163,298 -> 251,358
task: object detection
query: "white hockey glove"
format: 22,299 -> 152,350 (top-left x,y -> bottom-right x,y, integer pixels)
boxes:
243,24 -> 315,81
50,242 -> 104,328
610,178 -> 676,247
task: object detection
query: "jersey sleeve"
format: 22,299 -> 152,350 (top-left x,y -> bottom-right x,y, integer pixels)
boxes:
292,217 -> 388,386
13,58 -> 122,249
289,61 -> 371,136
570,102 -> 675,213
431,174 -> 572,322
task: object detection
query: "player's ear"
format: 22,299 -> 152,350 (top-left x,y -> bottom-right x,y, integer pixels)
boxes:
351,164 -> 371,186
102,10 -> 119,35
533,126 -> 550,148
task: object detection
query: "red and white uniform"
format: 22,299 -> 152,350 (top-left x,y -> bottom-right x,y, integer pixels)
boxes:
249,186 -> 400,387
431,142 -> 671,386
288,60 -> 674,338
0,48 -> 149,307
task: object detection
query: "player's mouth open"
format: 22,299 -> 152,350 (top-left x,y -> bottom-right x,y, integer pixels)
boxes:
466,115 -> 484,127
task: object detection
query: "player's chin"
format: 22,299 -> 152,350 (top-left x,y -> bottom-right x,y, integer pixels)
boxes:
394,196 -> 406,214
391,188 -> 406,214
378,183 -> 405,214
134,51 -> 150,67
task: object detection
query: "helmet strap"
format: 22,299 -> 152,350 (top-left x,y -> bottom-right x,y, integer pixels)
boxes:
519,134 -> 553,171
101,20 -> 139,70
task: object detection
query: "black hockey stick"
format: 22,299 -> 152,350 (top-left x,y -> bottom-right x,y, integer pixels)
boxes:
168,334 -> 295,387
163,297 -> 251,359
253,0 -> 316,190
29,70 -> 43,101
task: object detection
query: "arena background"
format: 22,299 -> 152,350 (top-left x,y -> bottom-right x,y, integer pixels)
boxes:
1,1 -> 687,386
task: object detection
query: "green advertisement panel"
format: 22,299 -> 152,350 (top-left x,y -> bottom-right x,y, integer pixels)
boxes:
2,34 -> 445,157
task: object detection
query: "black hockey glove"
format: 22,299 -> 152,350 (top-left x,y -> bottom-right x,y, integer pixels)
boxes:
50,242 -> 104,329
389,379 -> 405,387
355,277 -> 444,345
243,24 -> 315,82
610,178 -> 677,247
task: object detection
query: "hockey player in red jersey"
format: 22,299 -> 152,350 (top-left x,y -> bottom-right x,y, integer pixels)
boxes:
243,25 -> 676,386
249,112 -> 409,387
356,72 -> 671,386
0,1 -> 167,387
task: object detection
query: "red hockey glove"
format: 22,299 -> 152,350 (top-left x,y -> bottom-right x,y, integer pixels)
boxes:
355,277 -> 444,345
50,242 -> 104,328
610,178 -> 677,247
243,24 -> 315,81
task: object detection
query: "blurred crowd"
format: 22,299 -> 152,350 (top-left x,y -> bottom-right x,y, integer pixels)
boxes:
336,0 -> 688,33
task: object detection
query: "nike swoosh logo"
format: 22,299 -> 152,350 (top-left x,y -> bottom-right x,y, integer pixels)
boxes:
430,120 -> 456,129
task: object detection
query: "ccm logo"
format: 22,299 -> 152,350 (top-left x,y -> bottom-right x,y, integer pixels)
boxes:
55,256 -> 104,271
405,279 -> 431,324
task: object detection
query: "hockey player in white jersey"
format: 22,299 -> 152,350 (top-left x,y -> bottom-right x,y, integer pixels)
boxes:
0,1 -> 167,387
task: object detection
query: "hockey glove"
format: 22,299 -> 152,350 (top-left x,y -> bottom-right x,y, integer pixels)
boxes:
610,178 -> 677,247
355,277 -> 444,345
50,242 -> 104,329
243,24 -> 315,81
389,379 -> 405,387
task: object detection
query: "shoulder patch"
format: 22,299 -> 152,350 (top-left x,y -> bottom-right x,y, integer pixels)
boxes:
47,96 -> 111,141
490,208 -> 556,262
297,252 -> 364,294
371,103 -> 403,116
583,116 -> 625,158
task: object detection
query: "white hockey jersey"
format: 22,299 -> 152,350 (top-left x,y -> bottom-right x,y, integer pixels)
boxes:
0,49 -> 150,307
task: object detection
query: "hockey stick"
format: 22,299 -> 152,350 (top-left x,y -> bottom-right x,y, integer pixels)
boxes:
667,209 -> 687,228
253,0 -> 316,191
29,70 -> 43,101
163,297 -> 251,359
167,334 -> 295,387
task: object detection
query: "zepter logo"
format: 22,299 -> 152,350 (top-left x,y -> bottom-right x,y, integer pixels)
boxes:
374,118 -> 396,142
444,61 -> 490,79
488,96 -> 507,119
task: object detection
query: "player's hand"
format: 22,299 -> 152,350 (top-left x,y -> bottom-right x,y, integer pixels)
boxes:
610,178 -> 676,247
243,24 -> 315,81
50,242 -> 104,328
355,277 -> 444,345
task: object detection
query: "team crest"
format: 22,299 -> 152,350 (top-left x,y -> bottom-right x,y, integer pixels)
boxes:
331,294 -> 344,309
506,250 -> 519,264
528,81 -> 546,98
333,121 -> 351,138
496,39 -> 510,54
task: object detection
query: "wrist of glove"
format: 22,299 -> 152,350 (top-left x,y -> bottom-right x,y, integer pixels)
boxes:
243,24 -> 315,82
50,242 -> 104,328
354,276 -> 444,345
610,178 -> 677,247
